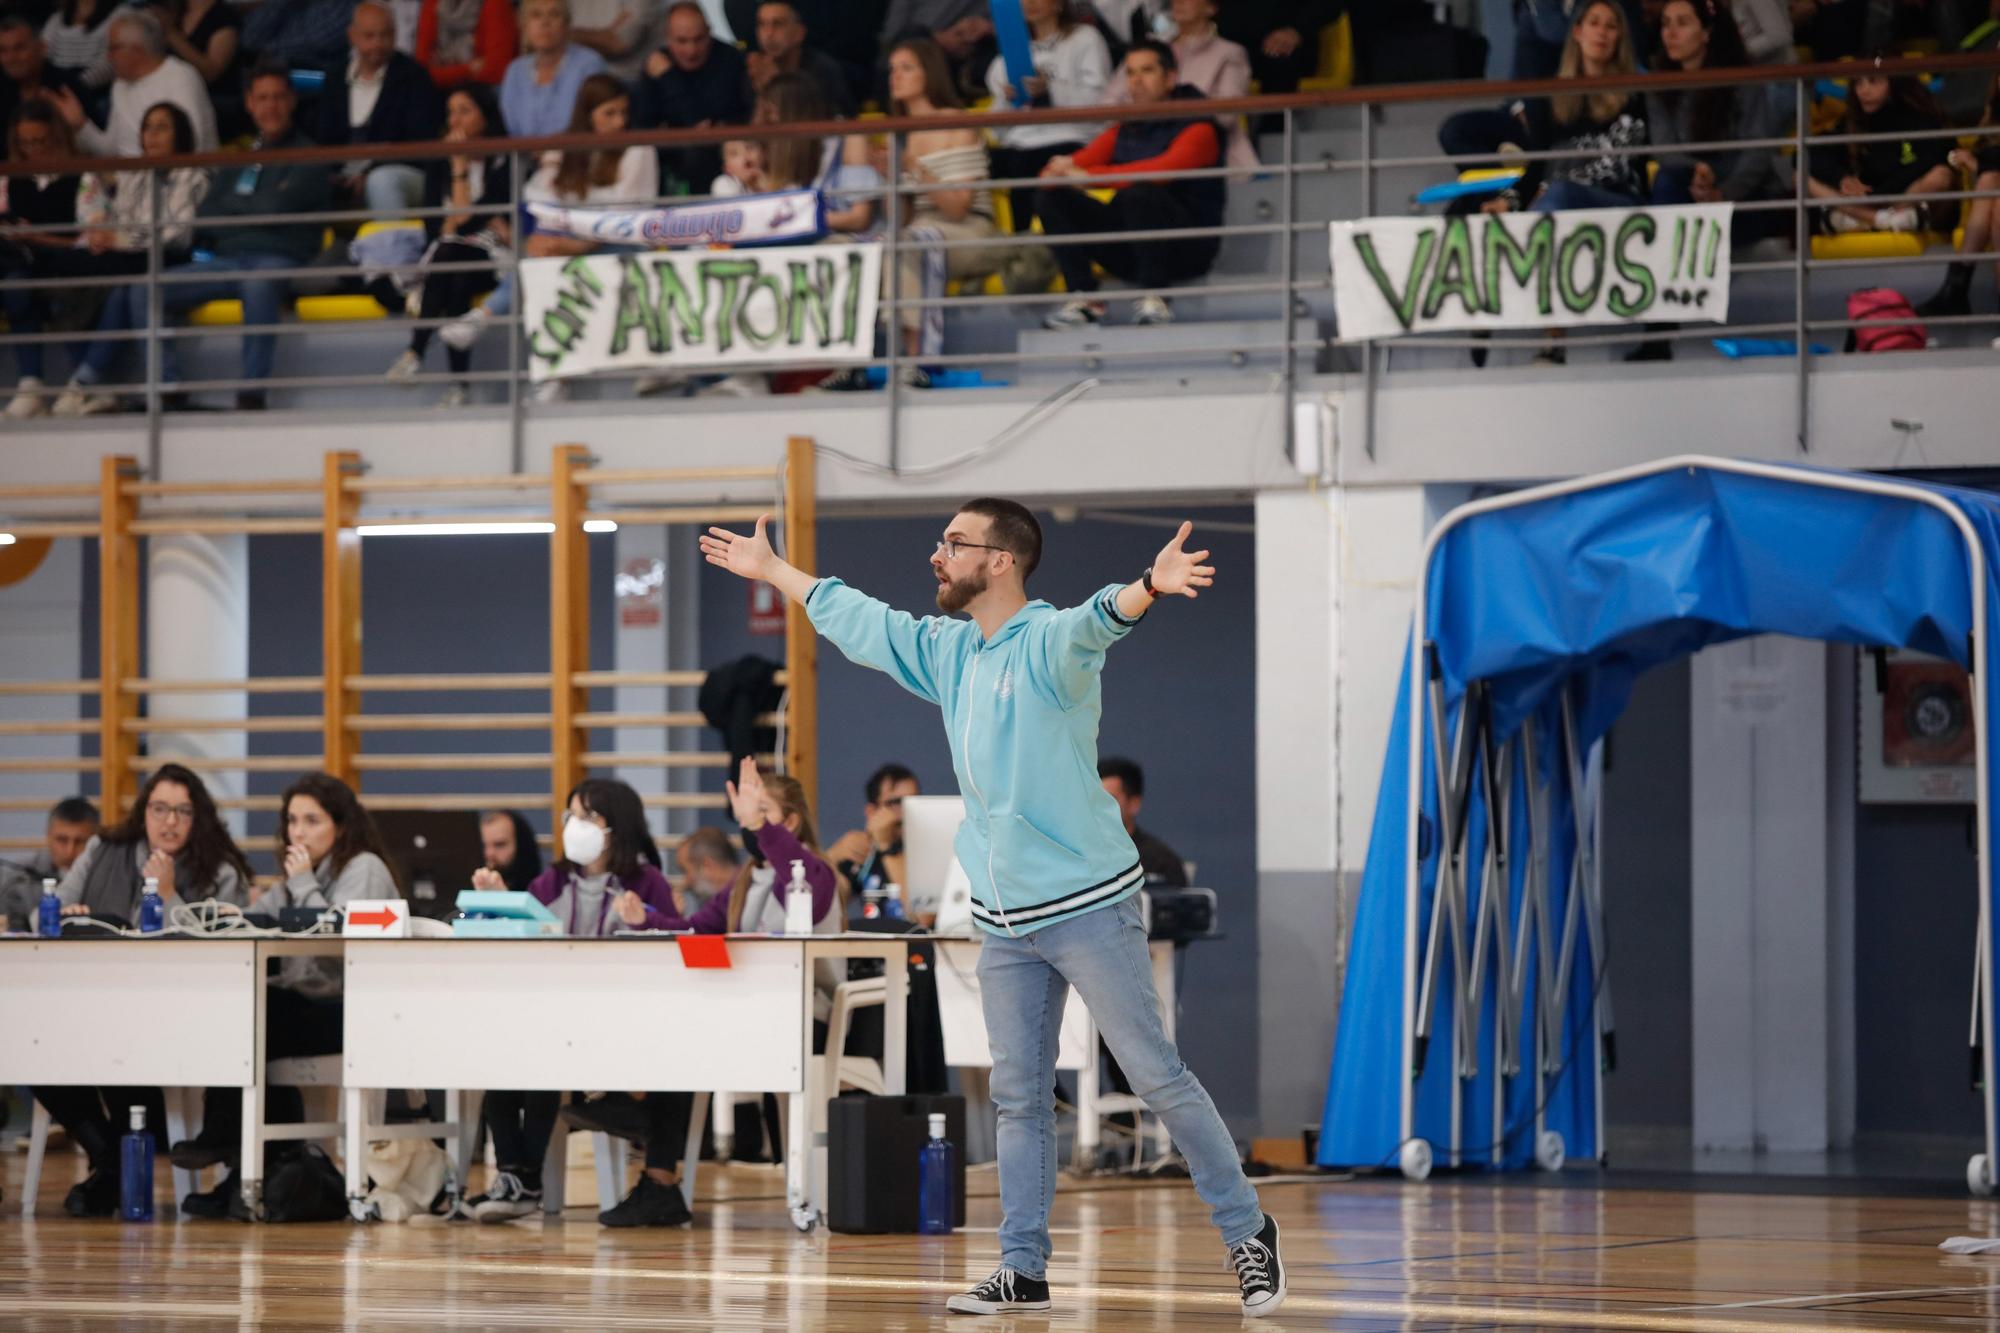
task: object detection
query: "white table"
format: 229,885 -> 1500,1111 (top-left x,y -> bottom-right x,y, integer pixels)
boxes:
0,936 -> 344,1212
340,935 -> 908,1229
930,935 -> 1176,1167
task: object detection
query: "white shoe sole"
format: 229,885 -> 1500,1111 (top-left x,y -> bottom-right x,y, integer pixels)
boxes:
474,1203 -> 540,1223
944,1296 -> 1053,1315
1242,1282 -> 1288,1318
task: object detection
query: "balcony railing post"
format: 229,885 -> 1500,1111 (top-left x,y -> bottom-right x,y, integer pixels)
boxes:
885,128 -> 903,474
508,148 -> 525,471
1794,76 -> 1811,453
144,168 -> 163,471
1282,106 -> 1298,465
1361,101 -> 1377,463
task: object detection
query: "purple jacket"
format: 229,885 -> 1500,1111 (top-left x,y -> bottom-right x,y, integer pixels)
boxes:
687,821 -> 838,933
527,862 -> 687,934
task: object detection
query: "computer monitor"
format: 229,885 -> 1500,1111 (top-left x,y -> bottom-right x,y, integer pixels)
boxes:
370,809 -> 489,921
901,794 -> 970,929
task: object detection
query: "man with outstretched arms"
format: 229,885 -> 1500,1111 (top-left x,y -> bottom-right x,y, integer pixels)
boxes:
699,498 -> 1285,1318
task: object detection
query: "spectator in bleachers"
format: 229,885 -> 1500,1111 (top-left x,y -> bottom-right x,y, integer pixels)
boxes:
1918,73 -> 2000,320
634,0 -> 750,193
819,36 -> 1004,391
568,0 -> 665,82
56,7 -> 217,154
479,808 -> 544,893
501,0 -> 609,138
675,823 -> 738,910
1728,0 -> 1793,63
414,0 -> 517,89
174,770 -> 404,1216
50,102 -> 210,415
1134,0 -> 1256,169
0,795 -> 97,929
41,0 -> 113,93
1647,0 -> 1780,221
1090,0 -> 1166,58
463,778 -> 682,1222
384,82 -> 510,405
1,100 -> 81,417
240,0 -> 355,70
984,0 -> 1110,240
747,1 -> 855,117
317,0 -> 444,214
40,764 -> 250,1218
709,135 -> 765,192
0,14 -> 88,130
156,58 -> 332,410
1807,60 -> 1952,234
1213,0 -> 1334,96
152,0 -> 244,115
755,71 -> 880,235
1037,38 -> 1222,328
441,73 -> 656,400
881,0 -> 994,101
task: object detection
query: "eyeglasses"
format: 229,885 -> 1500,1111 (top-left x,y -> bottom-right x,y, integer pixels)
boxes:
147,802 -> 195,823
934,539 -> 1004,561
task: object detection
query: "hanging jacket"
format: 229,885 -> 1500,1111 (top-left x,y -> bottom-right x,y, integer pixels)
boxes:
699,654 -> 783,770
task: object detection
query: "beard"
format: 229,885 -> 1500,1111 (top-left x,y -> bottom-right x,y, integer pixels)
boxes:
936,565 -> 988,612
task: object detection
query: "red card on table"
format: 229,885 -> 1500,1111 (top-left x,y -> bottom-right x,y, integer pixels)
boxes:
678,935 -> 731,969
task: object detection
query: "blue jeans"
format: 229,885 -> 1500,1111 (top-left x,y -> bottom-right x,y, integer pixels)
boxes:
1532,179 -> 1643,213
153,252 -> 296,384
976,894 -> 1262,1278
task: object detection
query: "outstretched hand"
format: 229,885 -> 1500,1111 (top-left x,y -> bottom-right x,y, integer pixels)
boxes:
699,513 -> 777,582
726,754 -> 768,830
1148,521 -> 1215,599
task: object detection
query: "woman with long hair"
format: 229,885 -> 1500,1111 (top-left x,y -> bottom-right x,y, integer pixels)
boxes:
1807,60 -> 1953,235
985,0 -> 1111,235
818,37 -> 1008,391
42,0 -> 113,91
171,771 -> 404,1216
461,777 -> 682,1224
41,763 -> 251,1216
1919,72 -> 2000,321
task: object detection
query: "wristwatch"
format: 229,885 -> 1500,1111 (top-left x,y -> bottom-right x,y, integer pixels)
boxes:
1141,566 -> 1161,599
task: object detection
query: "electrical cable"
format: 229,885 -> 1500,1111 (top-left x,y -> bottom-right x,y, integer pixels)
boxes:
811,377 -> 1100,480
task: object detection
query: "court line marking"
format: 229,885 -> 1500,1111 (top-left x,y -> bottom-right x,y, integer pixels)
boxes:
1647,1282 -> 2000,1312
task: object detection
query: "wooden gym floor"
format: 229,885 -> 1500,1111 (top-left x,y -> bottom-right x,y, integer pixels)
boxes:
6,1148 -> 2000,1329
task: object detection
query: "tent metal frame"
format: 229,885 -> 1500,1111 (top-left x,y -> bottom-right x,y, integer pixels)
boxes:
1397,455 -> 1995,1190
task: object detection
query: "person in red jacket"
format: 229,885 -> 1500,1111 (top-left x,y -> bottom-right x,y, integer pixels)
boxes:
1035,38 -> 1223,329
416,0 -> 518,89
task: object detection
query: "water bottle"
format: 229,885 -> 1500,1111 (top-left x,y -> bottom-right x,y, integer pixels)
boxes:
37,877 -> 60,938
138,876 -> 163,933
883,884 -> 907,921
918,1112 -> 956,1235
861,888 -> 884,919
782,859 -> 814,936
119,1104 -> 154,1221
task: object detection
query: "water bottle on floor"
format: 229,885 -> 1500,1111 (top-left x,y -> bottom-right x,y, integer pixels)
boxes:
139,876 -> 163,933
120,1105 -> 153,1221
918,1112 -> 956,1235
37,877 -> 60,938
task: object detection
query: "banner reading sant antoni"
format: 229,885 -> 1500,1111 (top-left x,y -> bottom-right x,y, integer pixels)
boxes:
1329,203 -> 1733,339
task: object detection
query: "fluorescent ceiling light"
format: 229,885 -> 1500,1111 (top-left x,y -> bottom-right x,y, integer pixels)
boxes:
0,533 -> 15,546
356,520 -> 619,537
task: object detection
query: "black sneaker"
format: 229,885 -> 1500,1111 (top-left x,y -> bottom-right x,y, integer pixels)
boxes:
180,1169 -> 248,1221
63,1169 -> 119,1218
559,1094 -> 651,1145
1227,1213 -> 1286,1318
813,366 -> 872,392
472,1169 -> 542,1223
945,1267 -> 1052,1315
169,1134 -> 232,1172
598,1175 -> 692,1228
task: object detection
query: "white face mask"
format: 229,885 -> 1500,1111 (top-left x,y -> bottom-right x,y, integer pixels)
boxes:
562,815 -> 608,868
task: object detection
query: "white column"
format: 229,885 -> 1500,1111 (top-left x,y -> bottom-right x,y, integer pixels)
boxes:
147,535 -> 248,832
1689,636 -> 1855,1153
0,540 -> 85,842
612,524 -> 671,842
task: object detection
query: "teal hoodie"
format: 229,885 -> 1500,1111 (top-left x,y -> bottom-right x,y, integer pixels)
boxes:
805,577 -> 1145,936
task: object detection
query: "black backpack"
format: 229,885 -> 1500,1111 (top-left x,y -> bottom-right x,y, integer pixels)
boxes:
262,1145 -> 350,1223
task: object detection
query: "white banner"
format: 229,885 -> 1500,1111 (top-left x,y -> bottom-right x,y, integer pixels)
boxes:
527,187 -> 825,249
520,242 -> 881,381
1329,204 -> 1733,339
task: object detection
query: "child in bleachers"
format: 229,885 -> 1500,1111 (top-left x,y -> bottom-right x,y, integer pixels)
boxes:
1808,60 -> 1954,235
1917,72 -> 2000,321
461,777 -> 683,1222
710,137 -> 769,196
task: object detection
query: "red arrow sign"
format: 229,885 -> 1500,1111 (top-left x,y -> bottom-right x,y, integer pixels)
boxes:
349,905 -> 400,929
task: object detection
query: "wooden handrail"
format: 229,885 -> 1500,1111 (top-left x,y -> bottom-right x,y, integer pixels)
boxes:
0,679 -> 99,694
365,793 -> 551,811
584,505 -> 771,527
126,478 -> 320,497
0,758 -> 94,772
4,522 -> 101,539
128,517 -> 320,536
127,755 -> 324,772
640,794 -> 732,809
348,672 -> 551,691
575,465 -> 783,485
127,676 -> 322,693
348,713 -> 554,731
353,754 -> 559,772
578,751 -> 745,768
122,716 -> 323,733
345,473 -> 550,494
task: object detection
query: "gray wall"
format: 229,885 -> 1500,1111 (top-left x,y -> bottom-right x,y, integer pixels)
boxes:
698,507 -> 1263,1129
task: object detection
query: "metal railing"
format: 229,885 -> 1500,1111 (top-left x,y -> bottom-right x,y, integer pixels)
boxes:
1,48 -> 1995,464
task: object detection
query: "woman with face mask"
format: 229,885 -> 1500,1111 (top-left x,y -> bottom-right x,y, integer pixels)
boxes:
459,777 -> 681,1223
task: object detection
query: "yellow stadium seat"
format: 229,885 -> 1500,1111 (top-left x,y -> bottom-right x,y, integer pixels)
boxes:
189,300 -> 243,325
1299,15 -> 1353,92
1809,231 -> 1942,260
356,218 -> 423,239
295,294 -> 389,321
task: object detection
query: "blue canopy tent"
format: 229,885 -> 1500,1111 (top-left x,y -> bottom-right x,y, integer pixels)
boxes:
1316,456 -> 2000,1191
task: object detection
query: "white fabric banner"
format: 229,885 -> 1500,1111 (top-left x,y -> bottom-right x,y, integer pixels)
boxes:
527,188 -> 826,248
520,243 -> 881,381
1329,203 -> 1733,339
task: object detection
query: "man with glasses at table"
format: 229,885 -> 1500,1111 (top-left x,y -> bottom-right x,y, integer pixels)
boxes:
699,497 -> 1286,1319
826,761 -> 920,919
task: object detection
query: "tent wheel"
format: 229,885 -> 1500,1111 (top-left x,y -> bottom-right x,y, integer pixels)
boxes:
1399,1138 -> 1433,1182
1969,1153 -> 1994,1197
1535,1130 -> 1566,1172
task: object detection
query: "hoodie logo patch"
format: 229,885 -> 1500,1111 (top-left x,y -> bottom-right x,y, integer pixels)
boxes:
995,666 -> 1014,701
